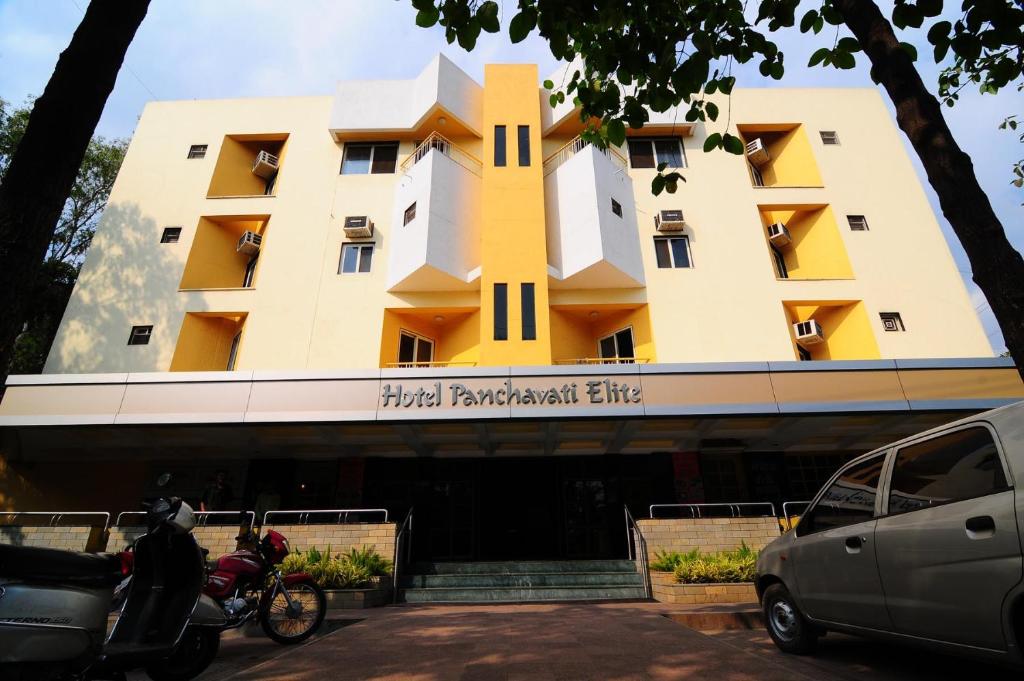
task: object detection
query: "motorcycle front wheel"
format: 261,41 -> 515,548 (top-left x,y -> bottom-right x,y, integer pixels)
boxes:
260,581 -> 326,645
144,626 -> 220,681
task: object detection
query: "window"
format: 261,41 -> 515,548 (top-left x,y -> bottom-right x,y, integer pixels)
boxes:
517,125 -> 530,166
611,198 -> 622,217
187,144 -> 207,159
493,283 -> 508,340
598,327 -> 635,363
242,257 -> 258,287
627,138 -> 686,169
654,236 -> 692,268
770,244 -> 789,279
403,202 -> 417,226
820,130 -> 840,145
521,283 -> 536,341
127,325 -> 153,346
226,331 -> 242,371
888,427 -> 1008,515
160,227 -> 182,243
786,453 -> 847,500
879,312 -> 905,332
340,142 -> 399,174
397,331 -> 434,367
494,125 -> 507,167
749,162 -> 765,187
847,215 -> 869,231
339,243 -> 373,273
798,454 -> 884,535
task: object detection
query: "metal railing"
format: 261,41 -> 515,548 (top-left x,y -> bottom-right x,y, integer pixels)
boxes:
542,134 -> 628,176
393,508 -> 414,604
399,132 -> 482,177
262,508 -> 389,526
553,357 -> 651,365
781,500 -> 812,530
0,511 -> 110,532
624,505 -> 652,599
383,361 -> 478,369
115,510 -> 255,530
648,502 -> 777,519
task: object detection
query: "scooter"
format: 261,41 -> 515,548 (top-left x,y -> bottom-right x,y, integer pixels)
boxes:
0,477 -> 227,680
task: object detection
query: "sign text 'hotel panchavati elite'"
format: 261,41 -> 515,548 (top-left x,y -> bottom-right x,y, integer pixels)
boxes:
380,378 -> 643,409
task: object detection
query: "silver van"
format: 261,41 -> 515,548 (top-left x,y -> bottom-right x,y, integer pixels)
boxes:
756,400 -> 1024,667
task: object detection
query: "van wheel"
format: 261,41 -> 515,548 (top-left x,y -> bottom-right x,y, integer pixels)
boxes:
763,583 -> 819,654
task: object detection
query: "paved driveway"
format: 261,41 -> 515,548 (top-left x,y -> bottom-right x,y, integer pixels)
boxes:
195,603 -> 1017,681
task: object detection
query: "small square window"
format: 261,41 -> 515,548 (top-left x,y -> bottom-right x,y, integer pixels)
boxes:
611,198 -> 622,217
403,202 -> 417,226
339,243 -> 373,274
847,215 -> 869,231
820,131 -> 840,145
128,325 -> 153,345
880,312 -> 905,332
187,144 -> 207,159
160,227 -> 182,243
340,142 -> 399,174
654,236 -> 692,268
627,137 -> 686,170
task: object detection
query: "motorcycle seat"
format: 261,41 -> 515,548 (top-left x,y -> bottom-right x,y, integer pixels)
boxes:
0,542 -> 123,586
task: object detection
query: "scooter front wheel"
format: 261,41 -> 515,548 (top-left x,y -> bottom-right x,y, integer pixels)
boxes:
260,581 -> 326,645
144,626 -> 220,681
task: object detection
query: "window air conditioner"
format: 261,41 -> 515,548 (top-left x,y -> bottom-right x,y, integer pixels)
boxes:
237,231 -> 263,256
766,222 -> 792,247
793,320 -> 825,346
655,209 -> 686,232
745,138 -> 770,167
343,215 -> 374,239
251,150 -> 280,179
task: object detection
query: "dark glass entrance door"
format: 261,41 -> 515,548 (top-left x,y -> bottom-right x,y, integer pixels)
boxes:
478,459 -> 558,560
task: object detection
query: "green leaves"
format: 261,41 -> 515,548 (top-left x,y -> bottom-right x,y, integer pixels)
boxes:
607,119 -> 626,146
722,133 -> 745,155
809,39 -> 859,70
476,1 -> 500,33
809,47 -> 830,67
415,5 -> 440,27
703,133 -> 722,153
509,8 -> 536,43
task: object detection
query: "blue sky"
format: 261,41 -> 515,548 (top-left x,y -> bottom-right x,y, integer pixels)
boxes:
1,0 -> 1020,351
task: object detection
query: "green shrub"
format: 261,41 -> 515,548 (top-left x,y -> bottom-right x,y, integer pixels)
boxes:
279,544 -> 392,589
652,542 -> 758,584
650,549 -> 698,572
343,545 -> 393,577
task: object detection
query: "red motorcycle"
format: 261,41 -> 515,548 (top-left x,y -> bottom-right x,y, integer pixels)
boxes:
204,527 -> 326,644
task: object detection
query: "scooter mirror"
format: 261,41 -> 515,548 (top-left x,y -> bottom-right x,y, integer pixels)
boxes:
156,472 -> 173,488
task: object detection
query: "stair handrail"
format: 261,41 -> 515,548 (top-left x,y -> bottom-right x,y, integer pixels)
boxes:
624,505 -> 651,599
392,508 -> 414,604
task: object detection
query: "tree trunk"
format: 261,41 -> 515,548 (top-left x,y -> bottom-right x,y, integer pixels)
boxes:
834,0 -> 1024,381
0,0 -> 150,387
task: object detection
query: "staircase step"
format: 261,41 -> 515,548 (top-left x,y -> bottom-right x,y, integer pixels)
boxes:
400,571 -> 644,589
401,585 -> 647,603
409,560 -> 639,575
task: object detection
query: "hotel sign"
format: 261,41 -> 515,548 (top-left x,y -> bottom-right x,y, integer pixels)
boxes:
380,378 -> 642,409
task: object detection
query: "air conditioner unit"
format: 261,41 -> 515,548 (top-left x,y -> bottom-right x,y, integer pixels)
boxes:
655,209 -> 686,232
251,150 -> 279,179
745,138 -> 770,167
236,231 -> 263,256
343,215 -> 374,239
766,222 -> 791,247
793,320 -> 825,346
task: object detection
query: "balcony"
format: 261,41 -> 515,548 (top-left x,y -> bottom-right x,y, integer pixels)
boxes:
170,312 -> 247,371
379,306 -> 480,368
549,304 -> 655,365
760,204 -> 853,280
543,138 -> 645,289
783,301 -> 880,361
385,133 -> 482,292
207,134 -> 287,198
179,215 -> 269,290
738,124 -> 822,188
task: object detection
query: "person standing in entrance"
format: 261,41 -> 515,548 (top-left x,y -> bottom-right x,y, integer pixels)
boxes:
200,470 -> 233,512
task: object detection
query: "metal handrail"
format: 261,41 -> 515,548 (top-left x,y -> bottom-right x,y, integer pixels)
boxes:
262,508 -> 389,526
0,511 -> 111,532
542,134 -> 628,176
648,502 -> 777,519
115,510 -> 255,530
400,132 -> 482,177
553,357 -> 650,365
624,505 -> 652,599
781,500 -> 812,530
392,508 -> 414,604
383,361 -> 478,368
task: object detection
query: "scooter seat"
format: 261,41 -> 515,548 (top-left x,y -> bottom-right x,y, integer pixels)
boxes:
0,542 -> 123,586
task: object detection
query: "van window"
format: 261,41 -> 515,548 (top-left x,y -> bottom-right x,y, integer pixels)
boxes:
888,426 -> 1008,515
798,454 -> 884,535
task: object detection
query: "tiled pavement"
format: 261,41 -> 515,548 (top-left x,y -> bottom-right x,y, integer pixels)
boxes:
189,602 -> 1018,681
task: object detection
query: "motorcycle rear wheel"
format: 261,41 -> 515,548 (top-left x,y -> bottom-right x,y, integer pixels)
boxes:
144,626 -> 220,681
260,582 -> 326,645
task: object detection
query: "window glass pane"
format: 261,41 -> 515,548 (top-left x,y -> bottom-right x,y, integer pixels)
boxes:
654,139 -> 684,168
598,335 -> 617,359
404,202 -> 417,226
226,332 -> 241,370
654,239 -> 671,268
370,143 -> 398,174
398,333 -> 416,363
357,246 -> 373,273
627,140 -> 655,169
771,245 -> 788,278
416,338 -> 433,364
494,126 -> 507,167
517,125 -> 530,166
341,145 -> 372,174
801,455 -> 883,534
521,283 -> 536,340
670,238 -> 690,268
493,283 -> 508,340
889,427 -> 1007,515
340,245 -> 358,273
615,329 -> 635,359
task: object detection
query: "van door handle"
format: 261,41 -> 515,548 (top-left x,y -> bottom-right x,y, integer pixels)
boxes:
845,536 -> 864,552
965,515 -> 995,539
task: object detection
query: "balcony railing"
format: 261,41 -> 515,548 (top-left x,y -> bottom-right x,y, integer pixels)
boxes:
553,357 -> 649,365
400,132 -> 482,177
384,360 -> 478,369
542,135 -> 628,177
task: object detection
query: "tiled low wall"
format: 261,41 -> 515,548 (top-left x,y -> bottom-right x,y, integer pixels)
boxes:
325,587 -> 391,609
651,572 -> 757,605
107,525 -> 242,557
265,522 -> 397,560
637,517 -> 781,561
0,525 -> 95,551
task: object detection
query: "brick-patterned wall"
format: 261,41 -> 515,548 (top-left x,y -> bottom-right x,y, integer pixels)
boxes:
637,517 -> 780,562
107,525 -> 242,557
650,572 -> 757,605
0,526 -> 93,551
266,523 -> 397,560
